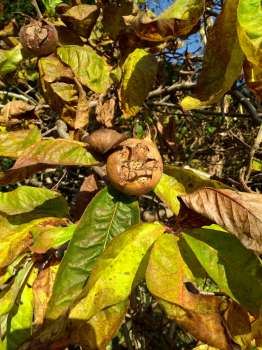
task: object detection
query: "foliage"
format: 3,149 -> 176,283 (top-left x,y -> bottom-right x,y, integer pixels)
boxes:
0,0 -> 261,349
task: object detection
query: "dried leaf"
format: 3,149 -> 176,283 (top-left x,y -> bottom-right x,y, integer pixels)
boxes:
146,234 -> 233,350
1,101 -> 34,122
74,79 -> 89,129
33,265 -> 59,327
84,128 -> 127,154
119,48 -> 158,117
0,126 -> 41,158
154,166 -> 227,215
130,0 -> 204,42
72,175 -> 98,220
237,0 -> 262,68
181,187 -> 262,253
224,301 -> 252,349
61,5 -> 99,38
181,0 -> 244,109
96,97 -> 116,127
57,45 -> 111,94
69,222 -> 164,321
38,54 -> 74,85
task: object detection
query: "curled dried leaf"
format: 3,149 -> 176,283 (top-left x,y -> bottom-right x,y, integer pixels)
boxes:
83,128 -> 127,154
106,138 -> 163,196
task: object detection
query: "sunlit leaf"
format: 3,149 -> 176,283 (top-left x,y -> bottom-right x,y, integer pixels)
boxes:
38,54 -> 74,85
0,260 -> 33,337
0,45 -> 22,77
69,222 -> 164,321
251,158 -> 262,172
70,300 -> 128,349
0,268 -> 38,350
183,227 -> 262,315
57,45 -> 111,93
0,139 -> 98,185
237,0 -> 262,68
61,5 -> 99,38
130,0 -> 204,42
0,255 -> 27,287
181,187 -> 262,253
0,186 -> 67,216
50,82 -> 77,102
0,101 -> 35,123
154,167 -> 227,215
0,126 -> 41,158
31,224 -> 75,254
146,234 -> 233,350
119,48 -> 158,117
47,186 -> 140,319
181,0 -> 244,109
41,0 -> 63,16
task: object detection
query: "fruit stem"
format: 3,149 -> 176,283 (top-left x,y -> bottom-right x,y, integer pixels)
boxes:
31,0 -> 43,19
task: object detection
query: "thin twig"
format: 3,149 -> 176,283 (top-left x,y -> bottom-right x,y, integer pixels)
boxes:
31,0 -> 43,19
147,81 -> 196,98
0,90 -> 36,104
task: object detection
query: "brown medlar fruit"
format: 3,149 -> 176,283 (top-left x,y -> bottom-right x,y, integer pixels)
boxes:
106,138 -> 163,196
83,128 -> 127,154
19,19 -> 58,57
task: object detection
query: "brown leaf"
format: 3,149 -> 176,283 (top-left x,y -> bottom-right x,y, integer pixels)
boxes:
72,174 -> 98,221
1,101 -> 35,123
33,265 -> 58,328
224,301 -> 252,349
61,4 -> 99,38
96,97 -> 115,128
74,79 -> 89,129
181,187 -> 262,253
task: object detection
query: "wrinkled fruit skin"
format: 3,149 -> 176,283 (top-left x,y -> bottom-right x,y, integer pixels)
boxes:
19,20 -> 58,57
106,138 -> 163,196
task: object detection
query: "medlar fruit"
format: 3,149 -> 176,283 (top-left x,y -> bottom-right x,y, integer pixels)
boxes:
19,19 -> 58,57
83,128 -> 127,154
106,138 -> 163,196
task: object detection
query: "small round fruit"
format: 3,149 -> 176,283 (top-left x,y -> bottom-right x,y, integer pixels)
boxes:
106,138 -> 163,196
19,19 -> 58,57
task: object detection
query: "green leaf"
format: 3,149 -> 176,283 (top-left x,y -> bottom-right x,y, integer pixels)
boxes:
154,166 -> 227,215
0,260 -> 33,337
47,187 -> 140,319
131,0 -> 204,42
0,268 -> 38,350
0,45 -> 22,77
252,158 -> 262,172
181,0 -> 244,109
237,0 -> 262,68
57,45 -> 111,94
61,5 -> 99,38
183,228 -> 262,315
40,0 -> 63,16
69,222 -> 164,321
50,82 -> 78,102
0,186 -> 67,216
119,48 -> 158,117
31,224 -> 76,254
145,234 -> 233,350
